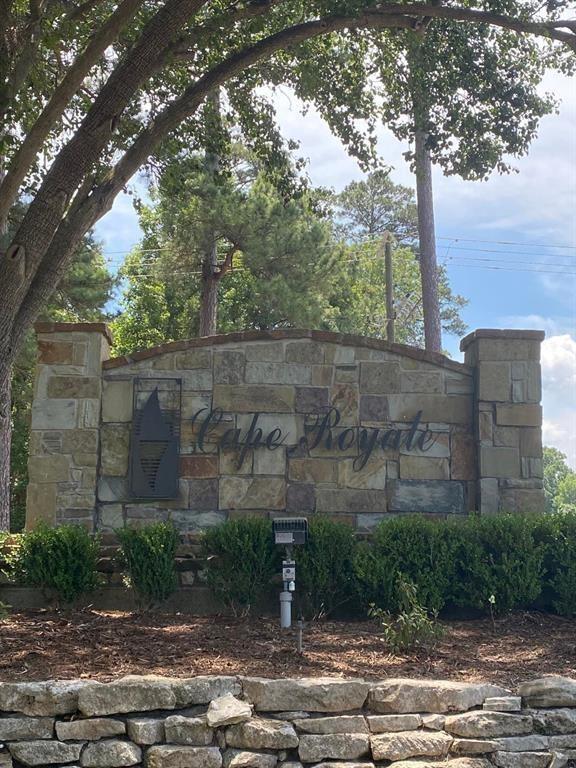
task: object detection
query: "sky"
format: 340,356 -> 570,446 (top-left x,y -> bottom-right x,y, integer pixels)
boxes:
95,72 -> 576,468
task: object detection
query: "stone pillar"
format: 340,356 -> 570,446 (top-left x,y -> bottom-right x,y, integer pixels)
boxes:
26,322 -> 111,530
461,329 -> 545,515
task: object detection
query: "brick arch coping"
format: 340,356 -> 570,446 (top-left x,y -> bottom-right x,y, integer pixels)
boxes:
102,328 -> 471,375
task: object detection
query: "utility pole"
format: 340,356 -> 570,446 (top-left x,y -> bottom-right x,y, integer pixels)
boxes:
382,231 -> 395,344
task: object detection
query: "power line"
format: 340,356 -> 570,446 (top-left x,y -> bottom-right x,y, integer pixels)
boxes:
437,235 -> 576,250
444,262 -> 576,276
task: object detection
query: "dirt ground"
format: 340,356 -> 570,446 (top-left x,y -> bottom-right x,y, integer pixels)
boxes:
0,610 -> 574,686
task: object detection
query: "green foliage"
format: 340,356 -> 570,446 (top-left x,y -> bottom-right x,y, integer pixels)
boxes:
355,516 -> 456,614
113,164 -> 467,355
536,512 -> 576,616
12,524 -> 100,604
202,518 -> 278,617
112,155 -> 339,355
295,517 -> 356,619
369,575 -> 444,653
0,600 -> 9,621
449,514 -> 544,612
116,523 -> 179,609
543,446 -> 576,513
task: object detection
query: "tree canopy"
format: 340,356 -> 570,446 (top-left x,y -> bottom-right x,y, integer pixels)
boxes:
1,0 -> 575,527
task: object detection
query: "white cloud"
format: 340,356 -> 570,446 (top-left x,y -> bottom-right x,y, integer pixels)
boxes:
541,334 -> 576,468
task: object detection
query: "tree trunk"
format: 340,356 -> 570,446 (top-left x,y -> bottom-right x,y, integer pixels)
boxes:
198,88 -> 220,338
199,257 -> 219,336
0,362 -> 12,531
414,128 -> 442,353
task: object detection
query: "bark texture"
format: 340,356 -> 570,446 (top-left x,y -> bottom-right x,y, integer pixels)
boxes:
414,128 -> 441,353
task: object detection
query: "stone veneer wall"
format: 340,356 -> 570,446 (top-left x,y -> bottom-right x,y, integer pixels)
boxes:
26,325 -> 545,532
0,675 -> 575,767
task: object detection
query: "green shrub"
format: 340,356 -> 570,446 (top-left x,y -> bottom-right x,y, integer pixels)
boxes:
537,512 -> 576,615
295,517 -> 356,619
202,518 -> 278,616
355,516 -> 456,614
13,523 -> 100,604
449,514 -> 544,612
116,522 -> 179,609
369,575 -> 444,653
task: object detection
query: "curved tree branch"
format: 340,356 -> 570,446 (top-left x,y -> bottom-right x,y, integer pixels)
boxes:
0,0 -> 144,227
8,0 -> 576,352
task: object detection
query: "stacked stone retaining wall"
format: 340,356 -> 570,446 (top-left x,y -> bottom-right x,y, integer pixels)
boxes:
1,675 -> 575,767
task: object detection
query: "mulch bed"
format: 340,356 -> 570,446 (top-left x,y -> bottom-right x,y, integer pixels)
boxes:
0,610 -> 575,686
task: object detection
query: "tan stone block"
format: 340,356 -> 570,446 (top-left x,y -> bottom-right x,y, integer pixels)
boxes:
445,374 -> 474,395
26,483 -> 57,527
245,362 -> 311,385
493,426 -> 519,448
98,504 -> 124,530
180,456 -> 219,478
401,372 -> 443,394
360,362 -> 400,394
219,448 -> 253,475
214,350 -> 245,385
317,488 -> 386,513
388,395 -> 472,425
38,340 -> 75,364
522,457 -> 543,479
288,458 -> 338,484
479,411 -> 493,444
286,341 -> 324,364
81,467 -> 97,489
479,477 -> 499,515
451,433 -> 476,481
478,362 -> 511,402
102,380 -> 132,422
335,365 -> 359,383
31,399 -> 78,430
245,343 -> 284,362
519,427 -> 542,458
180,369 -> 213,390
62,429 -> 99,454
75,452 -> 98,467
213,385 -> 295,412
399,455 -> 450,480
148,353 -> 175,370
476,338 -> 541,361
182,394 -> 212,419
47,375 -> 100,399
480,446 -> 520,478
334,346 -> 356,364
311,366 -> 333,386
100,423 -> 130,476
526,361 -> 542,402
512,379 -> 526,402
253,447 -> 286,475
330,383 -> 359,423
174,349 -> 212,369
220,476 -> 285,509
338,457 -> 387,489
496,404 -> 542,427
81,399 -> 101,428
28,454 -> 70,483
514,489 -> 545,513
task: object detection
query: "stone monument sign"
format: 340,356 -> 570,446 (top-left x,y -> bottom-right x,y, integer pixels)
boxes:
26,325 -> 545,532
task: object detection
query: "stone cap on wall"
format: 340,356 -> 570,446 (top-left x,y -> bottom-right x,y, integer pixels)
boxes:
102,328 -> 472,375
35,321 -> 114,346
460,328 -> 545,352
